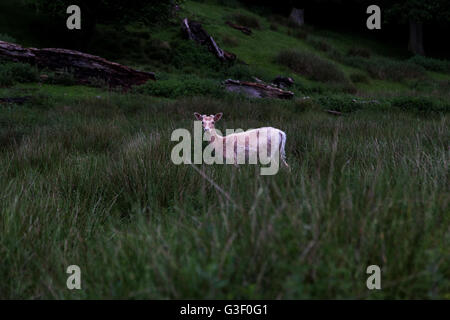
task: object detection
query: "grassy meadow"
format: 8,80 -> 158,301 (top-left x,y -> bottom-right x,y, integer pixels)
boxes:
0,0 -> 449,299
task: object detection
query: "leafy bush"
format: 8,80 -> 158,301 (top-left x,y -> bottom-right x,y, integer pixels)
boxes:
390,96 -> 448,114
350,72 -> 370,83
276,49 -> 348,84
0,33 -> 16,43
230,13 -> 261,29
133,75 -> 222,98
347,47 -> 372,58
44,70 -> 78,86
316,95 -> 362,113
0,62 -> 39,86
408,55 -> 450,73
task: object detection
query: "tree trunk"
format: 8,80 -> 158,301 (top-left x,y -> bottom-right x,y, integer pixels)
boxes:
289,8 -> 304,27
408,20 -> 425,56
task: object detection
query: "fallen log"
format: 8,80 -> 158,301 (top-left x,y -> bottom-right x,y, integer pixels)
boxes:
0,40 -> 155,89
224,79 -> 294,99
225,21 -> 252,35
182,18 -> 236,62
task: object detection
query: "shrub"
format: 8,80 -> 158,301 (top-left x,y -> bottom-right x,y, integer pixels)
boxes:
408,55 -> 450,73
276,49 -> 348,84
45,70 -> 78,86
390,96 -> 447,114
231,13 -> 261,29
347,47 -> 372,58
0,62 -> 39,86
350,72 -> 369,83
307,37 -> 332,52
316,95 -> 362,113
133,75 -> 222,98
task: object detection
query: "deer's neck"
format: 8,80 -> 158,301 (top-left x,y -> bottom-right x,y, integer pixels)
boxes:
207,128 -> 224,144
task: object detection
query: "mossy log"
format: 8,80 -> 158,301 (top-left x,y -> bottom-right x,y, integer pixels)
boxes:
224,79 -> 294,99
0,40 -> 155,88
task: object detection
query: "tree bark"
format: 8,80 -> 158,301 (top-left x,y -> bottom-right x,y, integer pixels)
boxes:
408,20 -> 425,56
0,40 -> 155,89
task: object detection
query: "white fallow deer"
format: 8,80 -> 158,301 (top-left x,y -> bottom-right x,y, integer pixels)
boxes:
194,112 -> 289,172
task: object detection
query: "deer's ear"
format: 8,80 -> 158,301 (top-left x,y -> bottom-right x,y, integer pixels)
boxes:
194,112 -> 203,121
214,113 -> 223,121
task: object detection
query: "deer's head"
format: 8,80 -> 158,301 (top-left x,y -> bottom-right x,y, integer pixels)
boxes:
194,112 -> 223,132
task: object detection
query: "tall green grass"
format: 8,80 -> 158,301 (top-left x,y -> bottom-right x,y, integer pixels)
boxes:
0,92 -> 448,299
